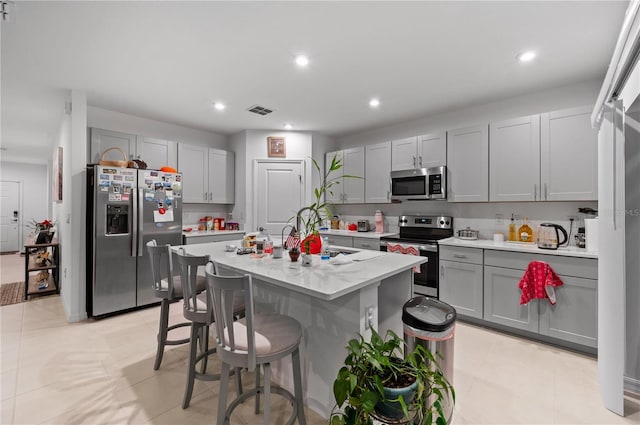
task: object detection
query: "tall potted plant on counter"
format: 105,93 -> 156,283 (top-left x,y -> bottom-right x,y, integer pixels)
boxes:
330,328 -> 454,425
295,154 -> 359,265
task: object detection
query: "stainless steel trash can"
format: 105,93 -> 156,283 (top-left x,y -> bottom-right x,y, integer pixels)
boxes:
402,296 -> 456,423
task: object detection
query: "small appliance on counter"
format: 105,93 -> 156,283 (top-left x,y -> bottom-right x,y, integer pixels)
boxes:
357,220 -> 370,232
457,227 -> 479,240
537,223 -> 568,250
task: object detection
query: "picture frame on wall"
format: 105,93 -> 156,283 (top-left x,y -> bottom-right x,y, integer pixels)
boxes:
267,137 -> 286,158
53,146 -> 63,202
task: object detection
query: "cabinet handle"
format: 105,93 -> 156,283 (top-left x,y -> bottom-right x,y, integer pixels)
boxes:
204,192 -> 207,202
413,156 -> 416,168
209,192 -> 212,201
544,183 -> 548,200
419,156 -> 423,167
534,184 -> 537,200
360,243 -> 370,247
453,254 -> 467,259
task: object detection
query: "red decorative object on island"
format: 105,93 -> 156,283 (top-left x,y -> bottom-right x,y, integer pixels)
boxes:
301,234 -> 322,254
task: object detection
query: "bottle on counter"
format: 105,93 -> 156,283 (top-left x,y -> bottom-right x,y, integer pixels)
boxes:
518,216 -> 533,242
375,210 -> 384,233
321,236 -> 330,260
508,214 -> 516,241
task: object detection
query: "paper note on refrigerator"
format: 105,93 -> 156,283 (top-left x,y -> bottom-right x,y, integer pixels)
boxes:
153,210 -> 174,223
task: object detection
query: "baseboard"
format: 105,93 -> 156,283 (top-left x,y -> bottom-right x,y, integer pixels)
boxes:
625,376 -> 640,395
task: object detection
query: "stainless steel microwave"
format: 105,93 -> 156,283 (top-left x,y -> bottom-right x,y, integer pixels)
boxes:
390,166 -> 447,201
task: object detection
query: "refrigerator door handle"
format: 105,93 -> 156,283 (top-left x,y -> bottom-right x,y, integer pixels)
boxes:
138,187 -> 144,256
131,186 -> 138,257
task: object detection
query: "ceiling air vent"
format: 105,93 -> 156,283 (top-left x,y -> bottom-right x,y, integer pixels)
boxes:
247,105 -> 274,116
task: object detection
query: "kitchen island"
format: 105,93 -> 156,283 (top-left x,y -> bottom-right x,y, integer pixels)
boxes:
173,241 -> 426,418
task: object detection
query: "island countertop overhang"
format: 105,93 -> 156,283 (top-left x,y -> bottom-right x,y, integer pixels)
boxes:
172,241 -> 426,301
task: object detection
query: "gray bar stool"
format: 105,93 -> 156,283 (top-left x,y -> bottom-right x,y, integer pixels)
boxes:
176,250 -> 244,409
205,262 -> 307,425
146,240 -> 205,371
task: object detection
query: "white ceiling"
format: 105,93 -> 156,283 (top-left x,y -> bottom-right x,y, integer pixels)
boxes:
0,1 -> 628,163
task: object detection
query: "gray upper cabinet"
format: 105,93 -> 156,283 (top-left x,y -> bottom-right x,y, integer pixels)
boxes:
365,142 -> 391,203
89,128 -> 137,163
391,136 -> 418,170
209,148 -> 235,204
391,133 -> 446,171
417,132 -> 447,168
178,144 -> 208,203
326,148 -> 365,204
541,106 -> 598,201
325,150 -> 344,204
489,115 -> 541,201
177,144 -> 235,204
447,125 -> 489,202
138,137 -> 178,170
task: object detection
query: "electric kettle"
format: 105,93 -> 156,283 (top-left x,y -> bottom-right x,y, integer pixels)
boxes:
537,223 -> 568,250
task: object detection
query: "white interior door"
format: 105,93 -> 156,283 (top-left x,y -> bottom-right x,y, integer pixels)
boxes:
254,160 -> 304,236
0,181 -> 20,252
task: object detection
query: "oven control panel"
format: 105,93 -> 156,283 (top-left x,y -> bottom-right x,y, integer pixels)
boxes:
398,215 -> 452,229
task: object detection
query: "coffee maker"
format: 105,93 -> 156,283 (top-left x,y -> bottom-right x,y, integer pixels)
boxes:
575,207 -> 597,248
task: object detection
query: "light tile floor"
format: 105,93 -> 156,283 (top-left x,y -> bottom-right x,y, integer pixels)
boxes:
1,270 -> 639,424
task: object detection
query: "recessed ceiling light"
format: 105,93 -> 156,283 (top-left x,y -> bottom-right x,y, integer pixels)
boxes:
369,98 -> 381,108
295,55 -> 309,67
517,51 -> 536,63
284,124 -> 293,130
213,102 -> 226,111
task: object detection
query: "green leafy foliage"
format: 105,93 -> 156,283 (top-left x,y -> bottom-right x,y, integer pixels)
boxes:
329,328 -> 455,425
294,154 -> 361,251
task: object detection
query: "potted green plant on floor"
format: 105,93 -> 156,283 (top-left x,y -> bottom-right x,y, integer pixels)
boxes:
330,328 -> 454,425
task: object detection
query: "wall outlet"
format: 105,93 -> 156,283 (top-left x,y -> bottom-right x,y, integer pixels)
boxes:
495,213 -> 504,224
365,306 -> 374,329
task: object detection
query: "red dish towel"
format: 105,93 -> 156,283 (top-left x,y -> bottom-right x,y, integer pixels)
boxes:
518,261 -> 563,305
386,243 -> 421,273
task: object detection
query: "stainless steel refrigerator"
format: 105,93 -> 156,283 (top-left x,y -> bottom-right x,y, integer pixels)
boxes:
86,165 -> 183,317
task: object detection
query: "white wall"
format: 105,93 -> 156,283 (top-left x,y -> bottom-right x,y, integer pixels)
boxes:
311,133 -> 337,194
87,106 -> 227,149
338,79 -> 601,147
51,91 -> 87,322
0,161 -> 51,246
231,130 -> 313,232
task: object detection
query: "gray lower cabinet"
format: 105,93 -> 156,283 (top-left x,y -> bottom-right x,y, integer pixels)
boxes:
184,233 -> 244,245
483,266 -> 539,332
439,246 -> 484,319
440,260 -> 484,319
538,275 -> 597,347
353,237 -> 378,250
483,249 -> 597,348
323,235 -> 354,248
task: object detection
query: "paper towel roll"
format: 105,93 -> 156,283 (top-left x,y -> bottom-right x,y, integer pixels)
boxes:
585,218 -> 598,252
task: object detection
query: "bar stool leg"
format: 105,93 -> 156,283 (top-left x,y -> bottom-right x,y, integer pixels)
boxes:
153,299 -> 170,370
292,347 -> 307,425
263,363 -> 271,425
217,362 -> 231,425
234,367 -> 243,397
255,366 -> 261,414
182,322 -> 201,409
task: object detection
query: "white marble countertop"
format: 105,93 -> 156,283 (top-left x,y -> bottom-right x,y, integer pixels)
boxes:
439,237 -> 598,259
173,240 -> 426,300
182,229 -> 245,238
318,229 -> 397,239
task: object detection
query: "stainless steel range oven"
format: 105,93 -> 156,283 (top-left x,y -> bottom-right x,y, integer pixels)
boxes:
380,215 -> 453,298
